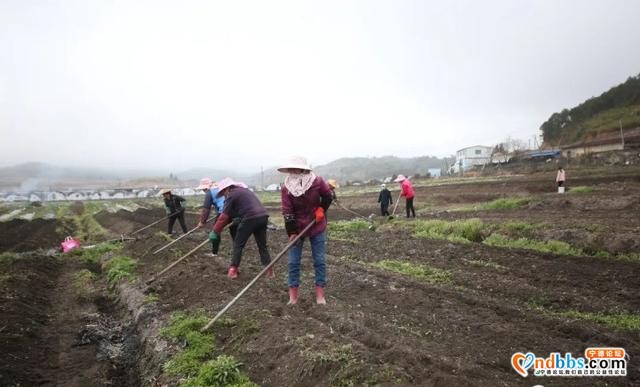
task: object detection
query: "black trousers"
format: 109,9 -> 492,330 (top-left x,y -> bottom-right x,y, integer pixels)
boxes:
230,216 -> 271,268
168,211 -> 187,233
380,203 -> 390,216
406,197 -> 415,218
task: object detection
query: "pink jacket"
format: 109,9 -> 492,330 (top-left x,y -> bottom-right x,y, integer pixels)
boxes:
556,170 -> 566,182
400,179 -> 415,199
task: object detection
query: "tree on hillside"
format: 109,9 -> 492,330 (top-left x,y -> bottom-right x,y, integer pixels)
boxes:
540,73 -> 640,144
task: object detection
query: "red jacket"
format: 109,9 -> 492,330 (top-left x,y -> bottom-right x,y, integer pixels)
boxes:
400,179 -> 415,199
281,176 -> 332,237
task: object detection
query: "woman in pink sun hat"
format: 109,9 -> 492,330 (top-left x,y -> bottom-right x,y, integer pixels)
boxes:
278,156 -> 333,305
210,178 -> 273,279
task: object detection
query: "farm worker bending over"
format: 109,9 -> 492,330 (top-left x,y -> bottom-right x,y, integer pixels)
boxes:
394,175 -> 415,218
556,166 -> 566,190
210,178 -> 273,279
161,189 -> 188,235
196,178 -> 238,257
279,156 -> 333,305
377,184 -> 393,216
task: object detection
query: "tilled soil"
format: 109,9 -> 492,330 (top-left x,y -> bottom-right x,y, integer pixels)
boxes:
1,169 -> 638,386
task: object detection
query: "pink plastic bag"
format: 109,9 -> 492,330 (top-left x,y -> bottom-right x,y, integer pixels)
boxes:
61,236 -> 81,253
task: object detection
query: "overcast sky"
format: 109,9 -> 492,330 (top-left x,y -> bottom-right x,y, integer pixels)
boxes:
1,0 -> 639,173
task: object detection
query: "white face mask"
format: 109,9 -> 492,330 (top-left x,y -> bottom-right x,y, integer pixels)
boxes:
284,172 -> 316,197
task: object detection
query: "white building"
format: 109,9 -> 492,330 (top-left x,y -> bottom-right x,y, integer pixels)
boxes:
452,145 -> 493,173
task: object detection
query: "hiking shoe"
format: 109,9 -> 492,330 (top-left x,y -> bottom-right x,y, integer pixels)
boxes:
210,253 -> 218,257
227,266 -> 239,279
287,287 -> 299,305
315,286 -> 326,305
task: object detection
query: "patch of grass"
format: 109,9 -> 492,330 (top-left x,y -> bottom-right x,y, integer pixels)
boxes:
161,312 -> 210,339
483,234 -> 583,256
330,219 -> 372,232
496,221 -> 538,237
303,343 -> 355,364
569,186 -> 593,194
329,219 -> 372,240
73,269 -> 95,289
0,273 -> 11,288
143,294 -> 160,304
73,242 -> 123,264
161,313 -> 213,376
553,310 -> 640,331
478,197 -> 530,210
165,330 -> 216,376
182,355 -> 255,387
160,312 -> 256,386
74,212 -> 108,242
525,298 -> 640,330
414,218 -> 486,243
615,252 -> 640,263
0,252 -> 20,264
372,259 -> 452,284
462,258 -> 506,271
103,256 -> 138,285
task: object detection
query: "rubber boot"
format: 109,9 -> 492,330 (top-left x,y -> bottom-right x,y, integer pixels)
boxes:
265,267 -> 275,278
287,287 -> 299,305
315,286 -> 326,305
227,266 -> 239,279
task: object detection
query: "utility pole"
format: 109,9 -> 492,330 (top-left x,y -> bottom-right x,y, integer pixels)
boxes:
619,120 -> 625,149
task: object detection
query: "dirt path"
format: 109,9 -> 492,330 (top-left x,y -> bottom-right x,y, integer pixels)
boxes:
0,254 -> 139,386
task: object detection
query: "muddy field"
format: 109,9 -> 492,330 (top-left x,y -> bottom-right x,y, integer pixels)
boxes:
1,167 -> 639,386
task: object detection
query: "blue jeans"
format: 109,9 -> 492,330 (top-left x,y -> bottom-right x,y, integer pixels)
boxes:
288,231 -> 326,288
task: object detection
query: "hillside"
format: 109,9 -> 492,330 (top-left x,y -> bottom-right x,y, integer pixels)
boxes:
245,155 -> 448,186
540,73 -> 640,146
1,156 -> 448,191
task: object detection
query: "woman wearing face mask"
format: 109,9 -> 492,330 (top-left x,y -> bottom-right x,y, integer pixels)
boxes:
279,156 -> 333,305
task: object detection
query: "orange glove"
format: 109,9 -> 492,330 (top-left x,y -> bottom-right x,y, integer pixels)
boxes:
314,207 -> 325,222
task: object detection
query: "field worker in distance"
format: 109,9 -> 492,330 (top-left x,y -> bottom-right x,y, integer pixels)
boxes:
377,183 -> 393,216
279,156 -> 333,305
556,166 -> 566,192
394,175 -> 415,218
210,178 -> 273,279
196,178 -> 238,257
327,179 -> 338,201
161,189 -> 188,235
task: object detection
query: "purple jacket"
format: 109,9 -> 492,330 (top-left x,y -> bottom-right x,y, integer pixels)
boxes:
281,176 -> 332,237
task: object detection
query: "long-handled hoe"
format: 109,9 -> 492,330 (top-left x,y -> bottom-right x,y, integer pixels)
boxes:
388,193 -> 402,220
146,238 -> 210,284
200,220 -> 316,332
130,210 -> 184,236
153,218 -> 211,255
334,200 -> 376,230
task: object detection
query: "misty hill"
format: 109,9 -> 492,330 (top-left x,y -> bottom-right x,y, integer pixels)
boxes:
540,73 -> 640,146
0,162 -> 176,191
1,156 -> 448,190
246,156 -> 448,186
